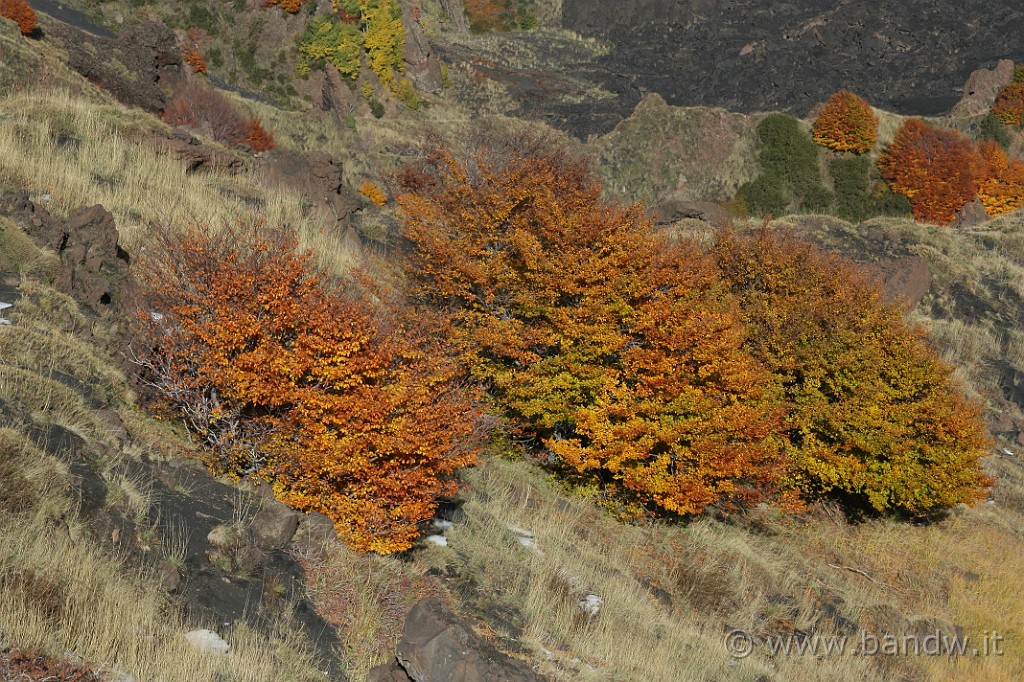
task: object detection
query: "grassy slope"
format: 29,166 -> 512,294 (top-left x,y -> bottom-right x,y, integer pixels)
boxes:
3,10 -> 1024,682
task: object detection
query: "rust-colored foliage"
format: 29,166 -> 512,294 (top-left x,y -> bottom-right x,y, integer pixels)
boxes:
812,90 -> 878,154
133,222 -> 487,553
398,144 -> 784,516
992,82 -> 1024,126
181,28 -> 208,74
0,0 -> 37,35
0,648 -> 101,681
714,228 -> 992,515
264,0 -> 304,13
359,180 -> 387,205
876,119 -> 980,225
974,140 -> 1024,217
244,117 -> 275,152
163,83 -> 274,153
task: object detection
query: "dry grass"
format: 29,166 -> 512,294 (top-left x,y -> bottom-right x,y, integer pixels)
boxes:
0,89 -> 357,275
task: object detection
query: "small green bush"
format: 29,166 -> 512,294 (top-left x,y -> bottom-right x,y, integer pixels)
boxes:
978,112 -> 1013,149
737,114 -> 829,216
297,14 -> 363,79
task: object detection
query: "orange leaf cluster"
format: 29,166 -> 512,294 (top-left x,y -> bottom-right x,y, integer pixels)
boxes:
877,119 -> 981,225
0,0 -> 36,35
398,139 -> 992,518
812,90 -> 878,154
992,82 -> 1024,126
264,0 -> 304,13
181,46 -> 207,74
132,223 -> 487,553
163,83 -> 275,153
975,140 -> 1024,217
359,180 -> 388,206
244,117 -> 275,152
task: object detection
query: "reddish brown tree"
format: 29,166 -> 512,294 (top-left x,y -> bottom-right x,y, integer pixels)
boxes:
0,0 -> 37,35
876,119 -> 981,225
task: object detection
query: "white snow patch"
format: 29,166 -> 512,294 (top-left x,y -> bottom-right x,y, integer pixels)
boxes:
507,525 -> 534,538
432,518 -> 454,531
148,311 -> 164,322
184,629 -> 230,655
0,302 -> 12,311
425,534 -> 448,547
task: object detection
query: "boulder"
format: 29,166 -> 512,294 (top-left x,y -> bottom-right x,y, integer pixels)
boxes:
1,193 -> 129,313
654,199 -> 733,229
259,150 -> 363,228
951,59 -> 1015,118
146,128 -> 247,175
369,598 -> 546,682
950,198 -> 989,230
251,499 -> 300,550
57,21 -> 182,113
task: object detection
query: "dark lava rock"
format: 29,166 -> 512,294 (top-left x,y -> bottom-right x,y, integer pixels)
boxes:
54,21 -> 181,113
369,598 -> 546,682
558,0 -> 1024,137
1,193 -> 129,313
654,199 -> 733,229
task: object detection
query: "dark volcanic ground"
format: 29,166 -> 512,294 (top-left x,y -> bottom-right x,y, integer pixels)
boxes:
556,0 -> 1024,136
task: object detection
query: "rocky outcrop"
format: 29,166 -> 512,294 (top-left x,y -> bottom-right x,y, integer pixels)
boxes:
874,255 -> 932,309
368,599 -> 546,682
259,149 -> 364,228
951,59 -> 1016,118
0,192 -> 129,313
54,21 -> 182,113
654,199 -> 733,229
145,128 -> 248,175
400,2 -> 444,93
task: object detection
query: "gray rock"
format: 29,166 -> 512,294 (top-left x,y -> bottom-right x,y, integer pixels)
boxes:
184,629 -> 230,655
251,500 -> 300,550
400,1 -> 444,93
374,598 -> 546,682
952,59 -> 1015,118
156,559 -> 181,592
950,198 -> 989,229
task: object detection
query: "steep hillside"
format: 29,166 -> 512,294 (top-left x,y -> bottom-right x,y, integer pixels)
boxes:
2,2 -> 1024,682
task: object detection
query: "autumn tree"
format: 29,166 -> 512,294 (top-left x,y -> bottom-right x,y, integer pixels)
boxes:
992,82 -> 1024,126
297,14 -> 364,79
264,0 -> 304,13
360,0 -> 406,91
812,90 -> 879,154
0,0 -> 36,35
714,227 -> 992,515
876,119 -> 981,225
132,222 -> 487,553
974,140 -> 1024,217
398,142 -> 784,516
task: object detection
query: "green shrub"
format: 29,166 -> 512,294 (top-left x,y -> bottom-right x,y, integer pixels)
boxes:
737,114 -> 829,216
979,112 -> 1013,149
297,14 -> 364,79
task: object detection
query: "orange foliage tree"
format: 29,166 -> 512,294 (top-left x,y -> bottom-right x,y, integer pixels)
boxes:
714,228 -> 992,515
398,144 -> 784,516
0,0 -> 36,35
264,0 -> 304,13
132,222 -> 487,553
974,140 -> 1024,217
812,90 -> 879,154
992,82 -> 1024,126
876,119 -> 980,225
